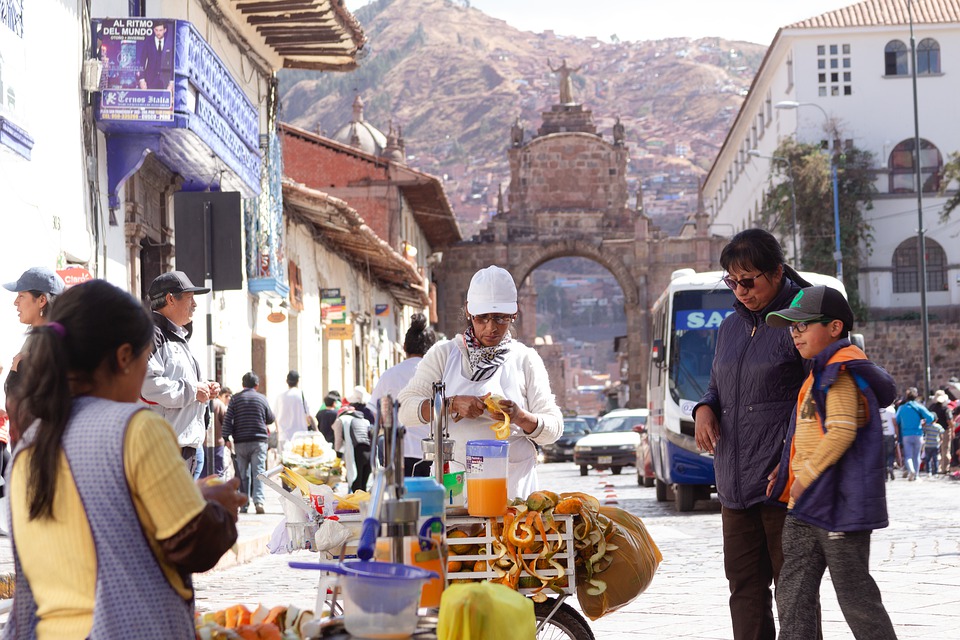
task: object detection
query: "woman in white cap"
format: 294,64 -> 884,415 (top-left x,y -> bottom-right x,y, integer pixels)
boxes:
398,265 -> 562,499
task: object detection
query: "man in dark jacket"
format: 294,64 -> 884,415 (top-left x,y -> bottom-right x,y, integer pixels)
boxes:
693,229 -> 812,640
223,372 -> 275,514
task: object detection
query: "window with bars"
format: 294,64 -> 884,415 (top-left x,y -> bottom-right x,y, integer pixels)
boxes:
892,237 -> 947,293
885,40 -> 908,76
888,138 -> 942,193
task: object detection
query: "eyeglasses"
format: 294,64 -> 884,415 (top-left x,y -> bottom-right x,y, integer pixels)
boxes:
788,318 -> 836,334
722,272 -> 766,291
471,314 -> 516,326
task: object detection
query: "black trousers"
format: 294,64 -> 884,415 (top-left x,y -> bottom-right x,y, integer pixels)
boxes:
352,443 -> 372,492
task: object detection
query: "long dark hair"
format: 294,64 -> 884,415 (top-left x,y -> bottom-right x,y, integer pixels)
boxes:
16,280 -> 154,520
720,228 -> 811,288
404,313 -> 436,356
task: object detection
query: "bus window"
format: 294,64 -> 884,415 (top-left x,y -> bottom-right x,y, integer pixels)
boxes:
669,289 -> 735,405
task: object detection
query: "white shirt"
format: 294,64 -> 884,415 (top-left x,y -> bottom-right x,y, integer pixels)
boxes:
371,357 -> 430,459
274,387 -> 310,444
880,405 -> 897,437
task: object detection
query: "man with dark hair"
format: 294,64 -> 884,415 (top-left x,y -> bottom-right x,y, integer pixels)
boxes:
316,391 -> 341,447
223,372 -> 274,514
142,270 -> 217,479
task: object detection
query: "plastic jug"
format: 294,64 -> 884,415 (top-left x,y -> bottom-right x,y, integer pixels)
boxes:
404,477 -> 447,607
465,440 -> 509,517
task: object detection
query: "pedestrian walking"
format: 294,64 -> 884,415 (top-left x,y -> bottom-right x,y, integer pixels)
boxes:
879,404 -> 898,481
895,388 -> 936,481
203,386 -> 232,479
921,419 -> 944,478
928,389 -> 953,474
316,391 -> 341,447
334,386 -> 374,492
766,284 -> 898,640
692,229 -> 814,640
370,313 -> 437,477
273,370 -> 316,448
223,371 -> 275,514
4,279 -> 246,639
141,270 -> 219,479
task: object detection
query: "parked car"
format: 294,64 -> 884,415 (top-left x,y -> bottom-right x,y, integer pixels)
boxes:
573,408 -> 648,476
541,417 -> 590,462
577,415 -> 598,432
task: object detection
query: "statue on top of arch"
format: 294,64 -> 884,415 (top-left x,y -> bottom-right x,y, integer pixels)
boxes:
547,58 -> 581,105
613,116 -> 625,146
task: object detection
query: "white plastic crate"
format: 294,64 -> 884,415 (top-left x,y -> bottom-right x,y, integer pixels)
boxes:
445,513 -> 576,596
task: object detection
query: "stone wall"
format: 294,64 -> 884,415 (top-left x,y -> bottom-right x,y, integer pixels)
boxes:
859,318 -> 960,392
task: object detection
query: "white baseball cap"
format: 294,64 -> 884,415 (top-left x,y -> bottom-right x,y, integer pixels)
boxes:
467,266 -> 517,315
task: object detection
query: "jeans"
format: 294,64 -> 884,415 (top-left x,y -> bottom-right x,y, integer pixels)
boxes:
901,435 -> 923,476
721,503 -> 786,640
778,516 -> 896,640
235,440 -> 268,507
192,444 -> 205,481
882,435 -> 896,476
922,447 -> 939,476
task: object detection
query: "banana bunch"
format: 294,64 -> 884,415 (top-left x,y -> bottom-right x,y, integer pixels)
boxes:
290,435 -> 329,459
483,394 -> 511,440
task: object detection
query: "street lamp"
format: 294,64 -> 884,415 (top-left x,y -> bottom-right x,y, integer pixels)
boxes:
748,149 -> 800,264
775,100 -> 842,282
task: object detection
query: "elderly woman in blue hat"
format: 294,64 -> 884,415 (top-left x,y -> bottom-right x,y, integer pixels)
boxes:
398,265 -> 563,499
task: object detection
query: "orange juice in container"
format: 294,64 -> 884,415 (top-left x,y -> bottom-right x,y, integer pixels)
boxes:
465,440 -> 509,517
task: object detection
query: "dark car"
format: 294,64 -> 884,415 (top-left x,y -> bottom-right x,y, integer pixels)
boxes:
542,418 -> 590,462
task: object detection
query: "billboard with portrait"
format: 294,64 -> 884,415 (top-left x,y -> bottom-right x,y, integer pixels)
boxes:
92,18 -> 175,122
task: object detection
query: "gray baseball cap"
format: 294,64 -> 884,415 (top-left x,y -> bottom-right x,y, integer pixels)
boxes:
148,270 -> 210,300
766,285 -> 854,333
3,267 -> 66,295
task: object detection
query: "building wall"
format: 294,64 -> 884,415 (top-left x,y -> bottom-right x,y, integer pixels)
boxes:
861,317 -> 960,395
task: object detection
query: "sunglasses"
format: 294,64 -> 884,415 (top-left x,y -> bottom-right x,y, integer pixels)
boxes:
788,318 -> 836,334
471,314 -> 516,326
722,272 -> 767,291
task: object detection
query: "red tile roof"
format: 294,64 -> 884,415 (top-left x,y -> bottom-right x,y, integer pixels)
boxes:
787,0 -> 960,30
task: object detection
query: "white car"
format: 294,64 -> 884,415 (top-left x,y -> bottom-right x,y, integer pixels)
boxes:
572,409 -> 648,476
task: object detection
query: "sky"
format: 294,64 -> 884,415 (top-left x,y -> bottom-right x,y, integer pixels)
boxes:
345,0 -> 858,45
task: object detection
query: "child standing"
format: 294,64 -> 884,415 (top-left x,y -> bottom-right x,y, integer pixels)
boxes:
765,285 -> 898,640
921,419 -> 944,477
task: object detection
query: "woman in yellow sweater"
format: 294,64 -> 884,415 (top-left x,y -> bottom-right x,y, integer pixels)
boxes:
5,280 -> 247,639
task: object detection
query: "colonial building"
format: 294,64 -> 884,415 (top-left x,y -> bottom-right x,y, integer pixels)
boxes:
704,0 -> 960,386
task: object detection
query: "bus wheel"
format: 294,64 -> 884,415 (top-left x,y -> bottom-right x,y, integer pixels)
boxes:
611,466 -> 622,475
655,478 -> 668,502
579,465 -> 588,476
676,484 -> 696,512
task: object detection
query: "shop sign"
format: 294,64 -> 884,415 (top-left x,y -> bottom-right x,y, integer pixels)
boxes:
321,290 -> 346,324
325,323 -> 353,341
93,18 -> 175,122
375,304 -> 389,317
57,267 -> 94,287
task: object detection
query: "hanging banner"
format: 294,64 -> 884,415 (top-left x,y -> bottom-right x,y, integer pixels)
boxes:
321,289 -> 346,324
93,18 -> 175,122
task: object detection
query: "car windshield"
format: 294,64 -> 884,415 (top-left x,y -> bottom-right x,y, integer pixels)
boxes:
562,419 -> 588,435
594,414 -> 646,433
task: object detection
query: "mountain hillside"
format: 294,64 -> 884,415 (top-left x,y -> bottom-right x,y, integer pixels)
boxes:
279,0 -> 766,237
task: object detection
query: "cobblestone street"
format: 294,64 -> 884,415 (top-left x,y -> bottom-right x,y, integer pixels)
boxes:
193,463 -> 960,639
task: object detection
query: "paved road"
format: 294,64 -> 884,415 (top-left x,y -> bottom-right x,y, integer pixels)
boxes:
193,463 -> 960,639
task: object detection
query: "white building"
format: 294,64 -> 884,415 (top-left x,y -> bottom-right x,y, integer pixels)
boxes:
704,0 -> 960,315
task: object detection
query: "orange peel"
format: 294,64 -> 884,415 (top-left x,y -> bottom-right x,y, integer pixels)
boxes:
483,394 -> 511,439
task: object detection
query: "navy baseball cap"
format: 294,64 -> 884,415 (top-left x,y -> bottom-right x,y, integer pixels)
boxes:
3,267 -> 66,295
148,271 -> 210,300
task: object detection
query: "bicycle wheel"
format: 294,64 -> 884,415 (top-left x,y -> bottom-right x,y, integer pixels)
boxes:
534,599 -> 594,640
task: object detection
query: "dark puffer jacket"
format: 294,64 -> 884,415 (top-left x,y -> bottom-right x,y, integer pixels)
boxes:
694,276 -> 809,510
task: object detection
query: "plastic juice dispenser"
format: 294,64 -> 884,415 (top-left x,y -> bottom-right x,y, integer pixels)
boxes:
465,440 -> 509,517
403,477 -> 447,607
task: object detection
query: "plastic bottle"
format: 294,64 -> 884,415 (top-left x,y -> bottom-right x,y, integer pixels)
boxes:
404,477 -> 447,608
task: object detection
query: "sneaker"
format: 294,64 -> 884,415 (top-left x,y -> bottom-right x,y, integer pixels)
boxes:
908,472 -> 917,481
255,504 -> 265,515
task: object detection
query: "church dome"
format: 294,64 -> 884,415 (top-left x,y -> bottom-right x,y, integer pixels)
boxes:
331,94 -> 388,156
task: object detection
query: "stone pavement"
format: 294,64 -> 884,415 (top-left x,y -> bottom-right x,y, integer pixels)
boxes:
3,466 -> 960,638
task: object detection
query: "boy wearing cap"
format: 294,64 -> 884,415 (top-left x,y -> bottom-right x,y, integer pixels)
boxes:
765,286 -> 898,640
141,271 -> 218,479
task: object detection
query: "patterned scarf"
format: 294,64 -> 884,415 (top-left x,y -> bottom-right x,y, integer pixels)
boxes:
463,324 -> 514,382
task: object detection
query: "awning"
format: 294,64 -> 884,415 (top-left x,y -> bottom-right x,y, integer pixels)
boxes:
393,165 -> 463,249
282,179 -> 429,307
226,0 -> 366,71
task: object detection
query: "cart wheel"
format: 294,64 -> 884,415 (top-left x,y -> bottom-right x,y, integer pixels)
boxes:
535,600 -> 595,640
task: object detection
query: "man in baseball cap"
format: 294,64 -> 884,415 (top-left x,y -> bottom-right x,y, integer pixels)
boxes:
142,270 -> 217,479
766,285 -> 854,337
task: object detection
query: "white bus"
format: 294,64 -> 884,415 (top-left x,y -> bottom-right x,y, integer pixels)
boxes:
645,268 -> 847,511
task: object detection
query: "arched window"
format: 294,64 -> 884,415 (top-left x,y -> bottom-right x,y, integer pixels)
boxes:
892,237 -> 947,293
888,138 -> 942,193
884,40 -> 908,76
917,38 -> 941,74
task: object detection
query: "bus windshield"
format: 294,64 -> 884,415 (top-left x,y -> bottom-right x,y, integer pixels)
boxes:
669,289 -> 735,404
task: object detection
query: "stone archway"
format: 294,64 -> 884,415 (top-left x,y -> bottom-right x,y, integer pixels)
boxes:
433,89 -> 725,407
